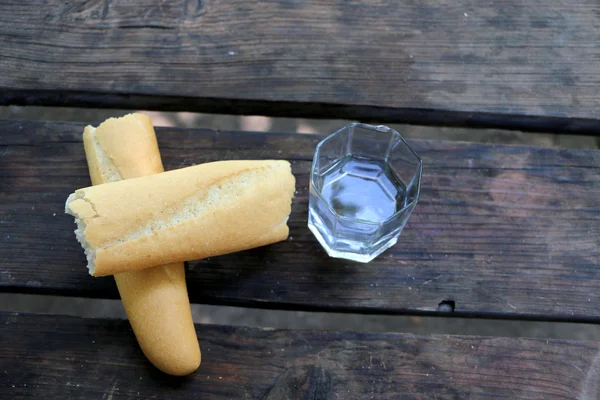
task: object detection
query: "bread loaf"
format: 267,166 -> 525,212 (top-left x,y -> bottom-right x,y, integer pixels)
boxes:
66,158 -> 295,277
82,113 -> 200,376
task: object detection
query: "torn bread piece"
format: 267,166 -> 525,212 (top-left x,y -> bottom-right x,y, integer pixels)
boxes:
66,159 -> 295,277
82,113 -> 200,376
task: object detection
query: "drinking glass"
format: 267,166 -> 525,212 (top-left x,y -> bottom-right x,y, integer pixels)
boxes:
308,123 -> 422,263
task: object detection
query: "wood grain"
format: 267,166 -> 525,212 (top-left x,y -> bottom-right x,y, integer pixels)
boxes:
1,1 -> 600,130
1,120 -> 599,320
2,312 -> 600,399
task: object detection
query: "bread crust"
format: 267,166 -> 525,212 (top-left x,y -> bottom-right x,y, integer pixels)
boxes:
67,159 -> 295,277
81,113 -> 201,376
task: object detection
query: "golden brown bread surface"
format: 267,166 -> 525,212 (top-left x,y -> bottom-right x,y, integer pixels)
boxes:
82,113 -> 200,376
66,159 -> 295,277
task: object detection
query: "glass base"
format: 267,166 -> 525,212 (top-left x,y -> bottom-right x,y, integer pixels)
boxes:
308,214 -> 398,263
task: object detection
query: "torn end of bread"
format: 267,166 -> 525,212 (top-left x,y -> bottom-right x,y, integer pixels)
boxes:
65,192 -> 98,275
65,159 -> 295,276
83,114 -> 163,186
86,125 -> 123,183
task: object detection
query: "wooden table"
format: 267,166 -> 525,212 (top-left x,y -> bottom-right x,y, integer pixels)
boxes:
1,1 -> 600,398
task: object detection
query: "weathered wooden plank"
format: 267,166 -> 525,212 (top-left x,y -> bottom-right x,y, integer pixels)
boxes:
1,312 -> 599,399
1,1 -> 600,132
1,120 -> 599,320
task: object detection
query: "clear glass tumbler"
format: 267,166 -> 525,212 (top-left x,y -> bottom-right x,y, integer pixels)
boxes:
308,123 -> 422,263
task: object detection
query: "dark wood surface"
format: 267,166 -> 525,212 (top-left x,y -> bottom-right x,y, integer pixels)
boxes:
2,1 -> 600,131
1,120 -> 599,320
2,312 -> 600,399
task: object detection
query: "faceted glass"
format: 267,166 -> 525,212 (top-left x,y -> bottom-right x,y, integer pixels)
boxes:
308,123 -> 422,263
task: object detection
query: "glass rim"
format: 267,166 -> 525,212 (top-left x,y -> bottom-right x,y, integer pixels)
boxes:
310,123 -> 423,226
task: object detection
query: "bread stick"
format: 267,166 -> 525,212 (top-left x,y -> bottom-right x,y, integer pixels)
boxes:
66,159 -> 295,277
81,113 -> 200,376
